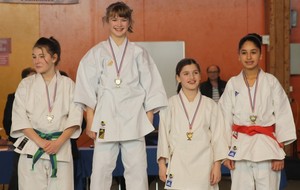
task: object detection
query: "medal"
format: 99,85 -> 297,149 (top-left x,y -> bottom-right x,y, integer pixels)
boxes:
186,132 -> 193,140
179,91 -> 202,141
47,114 -> 54,123
108,38 -> 128,88
45,74 -> 57,123
243,70 -> 260,124
114,78 -> 122,88
250,115 -> 257,124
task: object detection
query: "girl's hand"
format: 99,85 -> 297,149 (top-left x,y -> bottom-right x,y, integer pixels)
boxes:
158,157 -> 167,182
37,138 -> 51,150
43,125 -> 79,155
86,107 -> 96,140
223,159 -> 235,170
146,110 -> 154,124
86,129 -> 96,140
158,164 -> 167,182
272,160 -> 284,171
210,161 -> 221,185
43,140 -> 62,155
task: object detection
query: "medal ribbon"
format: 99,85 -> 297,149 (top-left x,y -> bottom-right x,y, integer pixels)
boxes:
178,91 -> 202,131
242,70 -> 260,113
108,38 -> 129,79
45,75 -> 58,113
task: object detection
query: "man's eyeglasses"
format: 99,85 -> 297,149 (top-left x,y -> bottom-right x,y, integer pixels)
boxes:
207,71 -> 219,74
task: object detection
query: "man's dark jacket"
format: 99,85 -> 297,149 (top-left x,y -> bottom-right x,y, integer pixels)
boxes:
200,78 -> 227,99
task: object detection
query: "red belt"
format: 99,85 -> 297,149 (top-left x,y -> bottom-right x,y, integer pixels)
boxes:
232,124 -> 283,148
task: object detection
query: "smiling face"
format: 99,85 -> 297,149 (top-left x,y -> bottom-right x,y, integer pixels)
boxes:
176,63 -> 201,92
238,40 -> 262,70
108,15 -> 130,39
32,47 -> 56,76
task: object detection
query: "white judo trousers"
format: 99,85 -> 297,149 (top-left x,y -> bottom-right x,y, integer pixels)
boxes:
18,154 -> 74,190
90,138 -> 148,190
231,160 -> 280,190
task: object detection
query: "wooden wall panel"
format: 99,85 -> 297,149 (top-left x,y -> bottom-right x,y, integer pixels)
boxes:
143,0 -> 265,80
265,0 -> 290,94
0,0 -> 266,143
38,0 -> 266,82
0,4 -> 39,138
290,0 -> 300,158
39,1 -> 98,80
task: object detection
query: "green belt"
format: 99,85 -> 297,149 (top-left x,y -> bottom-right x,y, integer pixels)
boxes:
32,129 -> 63,178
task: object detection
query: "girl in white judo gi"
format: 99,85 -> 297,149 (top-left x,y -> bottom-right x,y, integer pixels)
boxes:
219,33 -> 297,190
157,58 -> 228,190
74,2 -> 168,190
11,37 -> 83,190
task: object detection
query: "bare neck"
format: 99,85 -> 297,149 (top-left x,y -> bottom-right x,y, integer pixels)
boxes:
110,36 -> 126,46
42,70 -> 56,84
182,89 -> 198,102
243,69 -> 260,87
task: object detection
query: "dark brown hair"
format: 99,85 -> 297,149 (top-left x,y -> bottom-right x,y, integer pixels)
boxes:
238,33 -> 262,52
102,1 -> 133,33
33,36 -> 61,66
176,58 -> 201,93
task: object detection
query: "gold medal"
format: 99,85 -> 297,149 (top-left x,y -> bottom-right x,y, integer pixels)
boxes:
250,115 -> 257,124
114,78 -> 122,87
243,70 -> 260,125
179,92 -> 202,142
186,132 -> 193,140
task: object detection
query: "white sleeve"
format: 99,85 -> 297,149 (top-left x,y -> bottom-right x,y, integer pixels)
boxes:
218,79 -> 234,147
136,49 -> 168,112
74,49 -> 100,110
65,80 -> 83,139
11,80 -> 32,138
272,77 -> 296,145
157,106 -> 171,162
210,103 -> 229,161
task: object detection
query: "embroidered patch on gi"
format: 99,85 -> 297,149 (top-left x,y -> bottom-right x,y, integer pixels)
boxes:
107,60 -> 113,66
235,91 -> 239,96
98,128 -> 105,139
166,179 -> 172,187
98,121 -> 106,139
233,131 -> 238,139
166,174 -> 173,187
228,150 -> 236,157
17,137 -> 29,150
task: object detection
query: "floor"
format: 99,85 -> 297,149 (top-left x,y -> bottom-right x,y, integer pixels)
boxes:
1,179 -> 300,190
110,177 -> 300,190
148,178 -> 300,190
